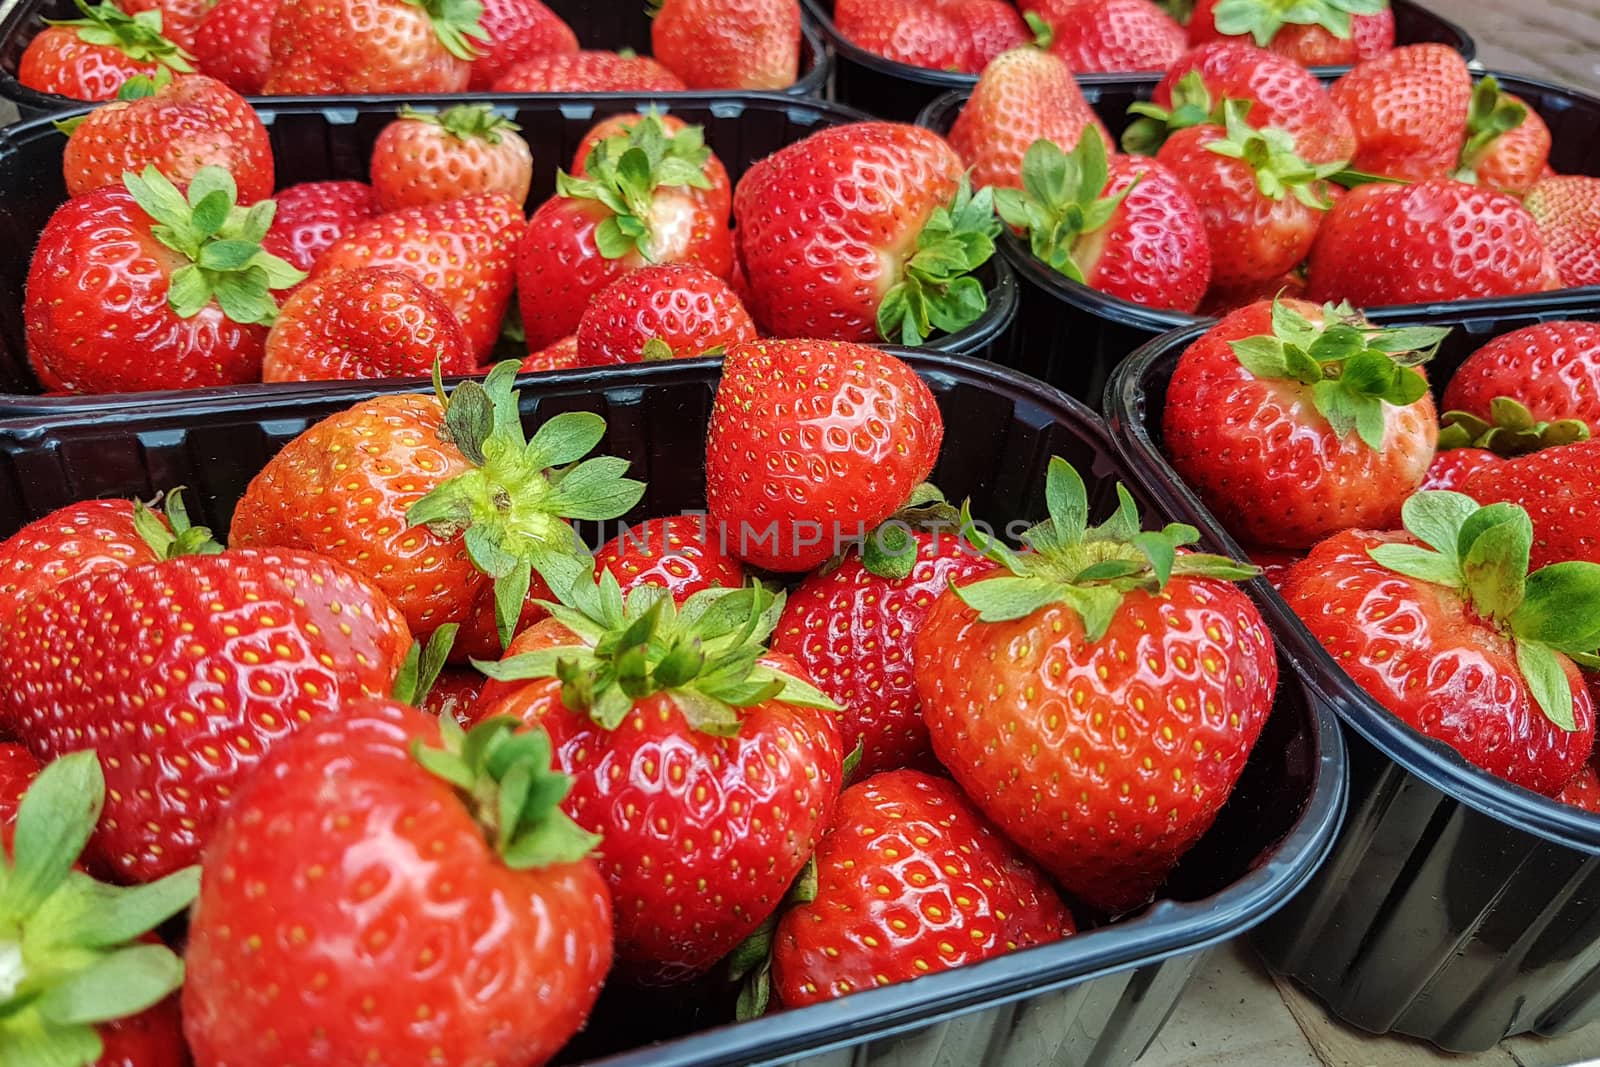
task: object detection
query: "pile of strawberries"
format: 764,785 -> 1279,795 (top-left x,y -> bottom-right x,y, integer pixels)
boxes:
18,0 -> 803,99
0,338 -> 1284,1065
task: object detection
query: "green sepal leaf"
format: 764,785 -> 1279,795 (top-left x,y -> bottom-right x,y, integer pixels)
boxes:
1211,0 -> 1384,45
34,943 -> 184,1028
1120,71 -> 1217,155
1510,562 -> 1600,655
1,751 -> 102,924
1516,639 -> 1578,732
994,134 -> 1132,285
1456,76 -> 1531,179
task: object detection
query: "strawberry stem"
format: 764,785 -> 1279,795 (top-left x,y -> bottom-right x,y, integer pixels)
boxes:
1454,76 -> 1530,182
130,488 -> 225,558
400,103 -> 518,144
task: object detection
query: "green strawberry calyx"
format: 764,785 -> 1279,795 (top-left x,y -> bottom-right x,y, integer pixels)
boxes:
856,483 -> 961,581
1437,396 -> 1590,456
1368,492 -> 1600,731
400,0 -> 487,61
1211,0 -> 1386,46
473,571 -> 839,737
877,174 -> 1001,346
556,114 -> 714,262
412,715 -> 598,868
392,623 -> 460,708
1023,10 -> 1055,47
0,751 -> 198,1067
1205,100 -> 1346,208
1229,298 -> 1449,451
994,134 -> 1134,288
1454,76 -> 1530,183
47,0 -> 193,71
406,360 -> 647,650
401,103 -> 519,145
1123,71 -> 1222,156
129,487 -> 225,558
123,165 -> 306,327
952,456 -> 1258,639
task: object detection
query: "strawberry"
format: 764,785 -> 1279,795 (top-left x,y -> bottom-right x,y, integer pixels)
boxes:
1187,0 -> 1394,66
833,0 -> 966,71
1558,762 -> 1600,813
915,458 -> 1274,914
996,134 -> 1212,313
734,122 -> 1002,344
1023,0 -> 1187,73
1526,176 -> 1600,288
1457,78 -> 1551,195
592,514 -> 746,603
949,0 -> 1036,68
471,577 -> 843,984
260,179 -> 379,274
705,340 -> 943,573
17,0 -> 192,101
571,111 -> 732,224
468,0 -> 576,89
518,116 -> 732,351
1165,299 -> 1442,550
264,0 -> 484,94
370,104 -> 534,212
521,333 -> 581,372
230,363 -> 645,656
1440,323 -> 1600,438
314,193 -> 524,364
1419,446 -> 1501,492
1307,179 -> 1554,307
491,50 -> 687,91
768,769 -> 1074,1008
120,0 -> 209,52
1247,544 -> 1303,590
1329,43 -> 1470,181
576,264 -> 756,365
421,666 -> 485,723
948,46 -> 1110,192
1282,492 -> 1600,795
262,266 -> 476,382
772,525 -> 992,775
0,753 -> 198,1067
193,0 -> 276,93
651,0 -> 801,90
25,166 -> 304,394
183,703 -> 613,1065
61,72 -> 273,204
1198,268 -> 1309,317
1461,441 -> 1600,569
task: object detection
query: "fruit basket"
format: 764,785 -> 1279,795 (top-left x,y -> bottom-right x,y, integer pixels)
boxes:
804,0 -> 1474,123
0,347 -> 1345,1067
919,72 -> 1600,409
0,0 -> 833,119
0,92 -> 1020,417
1104,303 -> 1600,1053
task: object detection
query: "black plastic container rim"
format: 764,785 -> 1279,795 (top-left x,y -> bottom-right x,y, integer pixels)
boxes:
0,346 -> 1351,1067
1105,319 -> 1600,855
0,4 -> 833,115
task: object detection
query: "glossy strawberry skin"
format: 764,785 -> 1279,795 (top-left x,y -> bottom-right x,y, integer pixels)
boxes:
948,47 -> 1110,192
17,26 -> 164,101
370,114 -> 534,212
1441,322 -> 1600,435
193,0 -> 277,93
0,548 -> 412,883
1462,440 -> 1600,569
183,700 -> 613,1067
1419,447 -> 1501,492
651,0 -> 801,91
1081,155 -> 1212,313
916,574 -> 1278,914
0,745 -> 38,819
0,500 -> 161,640
705,340 -> 943,573
265,0 -> 471,93
1283,529 -> 1595,795
25,187 -> 270,394
773,532 -> 993,776
949,0 -> 1034,69
472,629 -> 843,985
1246,545 -> 1303,592
592,515 -> 746,603
1307,180 -> 1554,307
1024,0 -> 1186,73
520,334 -> 581,372
1330,44 -> 1471,181
576,265 -> 756,365
1526,176 -> 1600,289
1187,0 -> 1395,66
491,50 -> 687,91
262,266 -> 476,382
834,0 -> 967,71
421,668 -> 485,725
772,769 -> 1074,1007
468,0 -> 577,90
260,180 -> 380,275
1164,300 -> 1438,550
1558,761 -> 1600,813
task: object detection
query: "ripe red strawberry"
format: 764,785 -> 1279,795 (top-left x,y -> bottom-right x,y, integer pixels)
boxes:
1329,43 -> 1470,181
193,0 -> 276,93
314,193 -> 524,364
916,458 -> 1275,913
1526,176 -> 1600,288
735,122 -> 1003,344
261,179 -> 379,274
491,50 -> 687,91
1307,179 -> 1556,307
1419,446 -> 1501,492
1462,440 -> 1600,569
230,363 -> 645,656
0,744 -> 38,817
1282,493 -> 1600,795
592,514 -> 746,603
773,527 -> 992,775
264,0 -> 484,94
1441,323 -> 1600,437
519,116 -> 732,351
18,0 -> 192,101
262,266 -> 475,382
948,46 -> 1110,191
521,333 -> 581,372
121,0 -> 210,52
1023,0 -> 1186,73
25,166 -> 303,394
61,72 -> 273,204
770,769 -> 1074,1007
576,265 -> 756,366
571,111 -> 733,223
836,0 -> 964,70
1187,0 -> 1395,67
1164,299 -> 1442,550
1246,545 -> 1303,591
996,134 -> 1212,313
184,703 -> 614,1065
1459,80 -> 1551,196
706,340 -> 943,573
1558,762 -> 1600,814
949,0 -> 1036,68
468,0 -> 576,89
370,104 -> 534,212
471,578 -> 843,984
651,0 -> 800,90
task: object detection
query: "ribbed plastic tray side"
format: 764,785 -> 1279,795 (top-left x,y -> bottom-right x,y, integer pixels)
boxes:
0,350 -> 1347,1067
1101,303 -> 1600,1051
